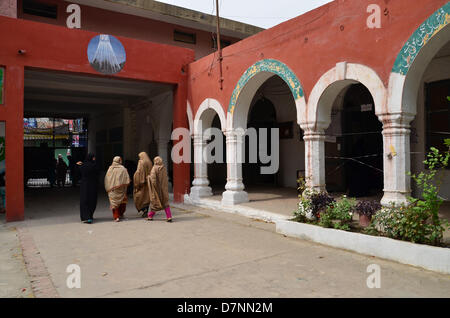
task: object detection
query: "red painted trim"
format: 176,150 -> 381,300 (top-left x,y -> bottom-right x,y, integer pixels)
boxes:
172,79 -> 190,202
4,66 -> 24,222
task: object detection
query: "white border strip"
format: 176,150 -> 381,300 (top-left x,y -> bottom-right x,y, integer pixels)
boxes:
276,220 -> 450,274
181,194 -> 290,223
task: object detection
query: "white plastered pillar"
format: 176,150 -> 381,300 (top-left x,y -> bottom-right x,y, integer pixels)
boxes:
222,129 -> 248,205
190,133 -> 212,199
380,113 -> 415,206
301,123 -> 327,193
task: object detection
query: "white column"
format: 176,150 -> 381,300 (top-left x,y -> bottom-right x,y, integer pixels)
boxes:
302,126 -> 327,193
380,113 -> 414,206
222,129 -> 248,205
190,134 -> 212,199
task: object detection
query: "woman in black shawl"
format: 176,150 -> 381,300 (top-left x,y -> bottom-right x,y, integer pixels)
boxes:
77,153 -> 99,224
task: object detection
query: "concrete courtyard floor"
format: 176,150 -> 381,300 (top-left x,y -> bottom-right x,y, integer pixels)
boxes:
1,186 -> 450,298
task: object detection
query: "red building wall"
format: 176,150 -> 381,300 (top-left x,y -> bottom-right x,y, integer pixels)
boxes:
0,15 -> 195,221
187,0 -> 448,116
17,0 -> 240,60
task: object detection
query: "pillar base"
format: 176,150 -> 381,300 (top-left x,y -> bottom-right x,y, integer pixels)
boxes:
190,186 -> 213,200
222,190 -> 249,206
381,191 -> 410,207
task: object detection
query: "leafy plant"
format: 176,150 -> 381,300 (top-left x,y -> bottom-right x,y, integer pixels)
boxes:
367,140 -> 450,246
354,200 -> 381,217
309,192 -> 335,219
293,196 -> 312,223
319,195 -> 356,231
407,142 -> 450,245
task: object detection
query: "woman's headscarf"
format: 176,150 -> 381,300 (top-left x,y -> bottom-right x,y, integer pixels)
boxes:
104,156 -> 130,193
148,156 -> 169,211
138,152 -> 152,177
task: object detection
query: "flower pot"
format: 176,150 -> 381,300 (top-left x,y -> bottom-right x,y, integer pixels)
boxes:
359,214 -> 372,227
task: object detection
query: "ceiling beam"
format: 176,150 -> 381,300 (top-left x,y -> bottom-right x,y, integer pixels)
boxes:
25,78 -> 152,97
25,93 -> 125,105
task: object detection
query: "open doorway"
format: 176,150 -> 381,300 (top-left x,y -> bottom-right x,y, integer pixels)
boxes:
23,69 -> 174,218
325,84 -> 383,197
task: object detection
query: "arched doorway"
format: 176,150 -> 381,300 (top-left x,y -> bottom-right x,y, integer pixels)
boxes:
191,99 -> 227,199
325,84 -> 383,197
385,3 -> 450,205
224,59 -> 306,206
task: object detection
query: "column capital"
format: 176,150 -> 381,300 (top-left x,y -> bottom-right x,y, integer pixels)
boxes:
379,113 -> 415,137
299,121 -> 328,135
378,112 -> 415,128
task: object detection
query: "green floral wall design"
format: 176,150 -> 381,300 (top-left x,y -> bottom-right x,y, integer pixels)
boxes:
228,59 -> 304,114
392,3 -> 450,76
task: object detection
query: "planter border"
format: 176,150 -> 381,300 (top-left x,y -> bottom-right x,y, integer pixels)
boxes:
276,220 -> 450,275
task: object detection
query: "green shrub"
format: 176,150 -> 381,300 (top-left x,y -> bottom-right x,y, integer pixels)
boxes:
367,140 -> 450,246
319,195 -> 356,231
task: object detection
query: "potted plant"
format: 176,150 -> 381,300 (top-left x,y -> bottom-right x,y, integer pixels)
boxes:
354,200 -> 382,227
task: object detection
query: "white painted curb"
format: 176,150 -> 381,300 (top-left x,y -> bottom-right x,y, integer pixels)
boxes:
180,194 -> 290,223
276,220 -> 450,275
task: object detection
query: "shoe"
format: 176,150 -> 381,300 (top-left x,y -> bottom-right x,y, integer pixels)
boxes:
167,218 -> 172,223
115,218 -> 120,222
87,219 -> 93,224
147,217 -> 153,221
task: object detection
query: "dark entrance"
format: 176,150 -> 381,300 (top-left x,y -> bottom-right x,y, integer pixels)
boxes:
326,84 -> 383,197
244,97 -> 277,186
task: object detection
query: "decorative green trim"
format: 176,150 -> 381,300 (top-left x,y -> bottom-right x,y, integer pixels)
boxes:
392,3 -> 450,75
228,59 -> 304,114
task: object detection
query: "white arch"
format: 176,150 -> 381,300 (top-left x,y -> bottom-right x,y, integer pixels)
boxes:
194,98 -> 227,134
388,23 -> 450,116
226,71 -> 306,131
304,62 -> 387,130
187,100 -> 194,136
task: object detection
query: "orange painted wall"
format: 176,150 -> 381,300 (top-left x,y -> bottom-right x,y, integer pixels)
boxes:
188,0 -> 448,115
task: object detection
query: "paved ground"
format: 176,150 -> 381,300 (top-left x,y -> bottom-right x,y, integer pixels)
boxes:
0,223 -> 33,298
0,187 -> 448,298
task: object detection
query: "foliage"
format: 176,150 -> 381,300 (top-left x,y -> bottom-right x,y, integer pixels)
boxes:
354,200 -> 382,217
309,192 -> 335,219
407,142 -> 450,245
293,195 -> 313,223
319,195 -> 356,231
367,140 -> 450,246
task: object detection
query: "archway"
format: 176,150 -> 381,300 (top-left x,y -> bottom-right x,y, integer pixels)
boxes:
224,59 -> 306,205
325,84 -> 383,197
384,3 -> 450,205
305,63 -> 387,196
191,98 -> 226,199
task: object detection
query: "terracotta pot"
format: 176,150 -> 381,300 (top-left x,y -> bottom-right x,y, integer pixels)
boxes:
359,214 -> 372,227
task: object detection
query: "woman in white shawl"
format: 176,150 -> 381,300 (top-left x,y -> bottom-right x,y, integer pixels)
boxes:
105,156 -> 130,222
